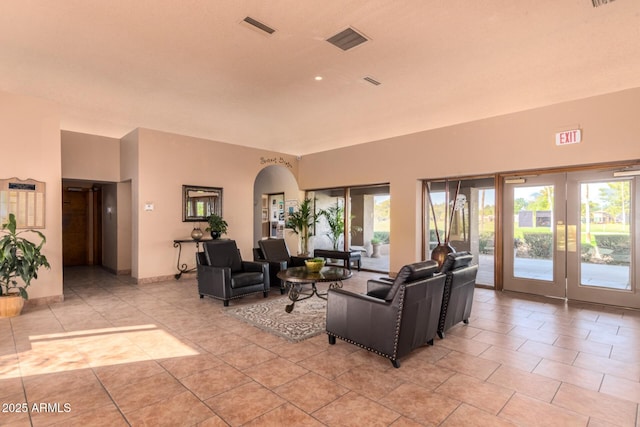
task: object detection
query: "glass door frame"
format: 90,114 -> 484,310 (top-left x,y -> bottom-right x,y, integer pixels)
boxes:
502,173 -> 567,298
307,182 -> 391,273
422,175 -> 497,288
565,169 -> 639,308
499,164 -> 640,308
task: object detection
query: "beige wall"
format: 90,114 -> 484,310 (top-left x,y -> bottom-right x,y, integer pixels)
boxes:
130,128 -> 299,280
61,130 -> 120,182
300,88 -> 640,272
0,91 -> 63,301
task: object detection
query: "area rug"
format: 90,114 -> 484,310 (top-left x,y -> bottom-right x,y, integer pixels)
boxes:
226,296 -> 327,342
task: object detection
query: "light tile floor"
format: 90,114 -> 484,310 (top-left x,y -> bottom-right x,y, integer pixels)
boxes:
1,266 -> 639,426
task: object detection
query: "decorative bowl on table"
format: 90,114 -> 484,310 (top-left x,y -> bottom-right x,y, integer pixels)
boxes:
305,258 -> 326,273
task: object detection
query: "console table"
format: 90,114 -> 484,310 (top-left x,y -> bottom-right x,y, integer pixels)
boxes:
173,238 -> 211,279
313,249 -> 362,271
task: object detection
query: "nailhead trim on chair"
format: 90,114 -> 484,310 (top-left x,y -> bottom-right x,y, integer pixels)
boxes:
438,274 -> 453,334
326,285 -> 405,362
202,289 -> 267,304
326,332 -> 398,361
391,285 -> 406,360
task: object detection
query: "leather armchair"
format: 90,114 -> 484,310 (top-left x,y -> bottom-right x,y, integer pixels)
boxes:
257,239 -> 309,293
326,260 -> 446,368
197,240 -> 270,306
437,251 -> 478,338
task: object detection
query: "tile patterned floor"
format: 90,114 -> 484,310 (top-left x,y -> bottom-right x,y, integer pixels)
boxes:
1,266 -> 639,426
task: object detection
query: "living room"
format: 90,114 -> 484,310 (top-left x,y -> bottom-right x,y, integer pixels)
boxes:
1,2 -> 640,425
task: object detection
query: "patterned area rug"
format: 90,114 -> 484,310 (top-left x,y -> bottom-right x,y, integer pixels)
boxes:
226,296 -> 327,342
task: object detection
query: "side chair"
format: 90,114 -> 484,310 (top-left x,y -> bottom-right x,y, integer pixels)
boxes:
197,240 -> 270,306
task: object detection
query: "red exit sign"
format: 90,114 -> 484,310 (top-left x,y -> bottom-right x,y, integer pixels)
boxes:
555,129 -> 582,146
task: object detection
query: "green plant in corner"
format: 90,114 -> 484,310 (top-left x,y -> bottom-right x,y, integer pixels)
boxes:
205,213 -> 228,239
319,202 -> 363,251
285,198 -> 317,255
319,203 -> 345,251
0,213 -> 50,300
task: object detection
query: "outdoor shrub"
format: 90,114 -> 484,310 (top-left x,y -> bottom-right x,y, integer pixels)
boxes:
594,234 -> 630,251
522,232 -> 553,258
373,231 -> 389,244
593,234 -> 630,264
479,231 -> 495,254
581,243 -> 595,261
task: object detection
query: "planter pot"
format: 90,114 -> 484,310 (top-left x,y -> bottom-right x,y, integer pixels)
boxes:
431,242 -> 456,268
371,243 -> 381,258
210,231 -> 221,239
0,294 -> 25,318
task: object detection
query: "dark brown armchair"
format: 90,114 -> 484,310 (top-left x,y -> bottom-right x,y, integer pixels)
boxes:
437,251 -> 478,338
197,240 -> 270,306
326,260 -> 446,368
256,239 -> 309,293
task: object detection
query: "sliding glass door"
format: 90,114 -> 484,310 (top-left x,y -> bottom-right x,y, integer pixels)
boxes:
308,184 -> 391,273
425,177 -> 495,287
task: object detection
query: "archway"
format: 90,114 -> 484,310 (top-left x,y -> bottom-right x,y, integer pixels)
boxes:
253,165 -> 301,251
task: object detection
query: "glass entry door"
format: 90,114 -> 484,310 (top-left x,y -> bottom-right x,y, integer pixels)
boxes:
503,173 -> 566,298
566,170 -> 638,307
503,169 -> 639,308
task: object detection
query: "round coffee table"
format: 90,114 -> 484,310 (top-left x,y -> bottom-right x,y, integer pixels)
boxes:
277,266 -> 352,313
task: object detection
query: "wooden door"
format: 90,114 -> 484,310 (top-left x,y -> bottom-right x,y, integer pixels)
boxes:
62,189 -> 88,266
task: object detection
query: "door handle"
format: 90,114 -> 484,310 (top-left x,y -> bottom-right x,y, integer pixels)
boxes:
567,225 -> 577,252
556,221 -> 565,251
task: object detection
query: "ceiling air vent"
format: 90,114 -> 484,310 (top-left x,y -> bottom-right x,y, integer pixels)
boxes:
242,16 -> 276,35
363,76 -> 381,86
326,27 -> 368,51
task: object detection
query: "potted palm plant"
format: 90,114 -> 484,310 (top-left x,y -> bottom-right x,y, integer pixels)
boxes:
319,203 -> 345,251
320,202 -> 363,253
285,198 -> 316,256
0,213 -> 50,317
205,213 -> 228,239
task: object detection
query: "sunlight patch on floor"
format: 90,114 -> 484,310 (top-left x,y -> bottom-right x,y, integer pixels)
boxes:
2,324 -> 200,379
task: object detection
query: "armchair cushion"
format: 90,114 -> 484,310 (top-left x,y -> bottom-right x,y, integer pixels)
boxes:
204,241 -> 242,273
381,260 -> 439,301
366,279 -> 393,299
258,239 -> 292,262
440,251 -> 473,273
231,271 -> 265,288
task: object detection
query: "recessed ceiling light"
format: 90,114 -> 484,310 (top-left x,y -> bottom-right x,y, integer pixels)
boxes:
314,76 -> 323,81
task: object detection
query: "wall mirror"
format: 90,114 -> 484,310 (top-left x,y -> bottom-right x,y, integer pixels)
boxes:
183,185 -> 222,222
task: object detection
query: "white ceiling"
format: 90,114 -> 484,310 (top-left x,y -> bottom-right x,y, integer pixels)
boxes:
1,1 -> 639,155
